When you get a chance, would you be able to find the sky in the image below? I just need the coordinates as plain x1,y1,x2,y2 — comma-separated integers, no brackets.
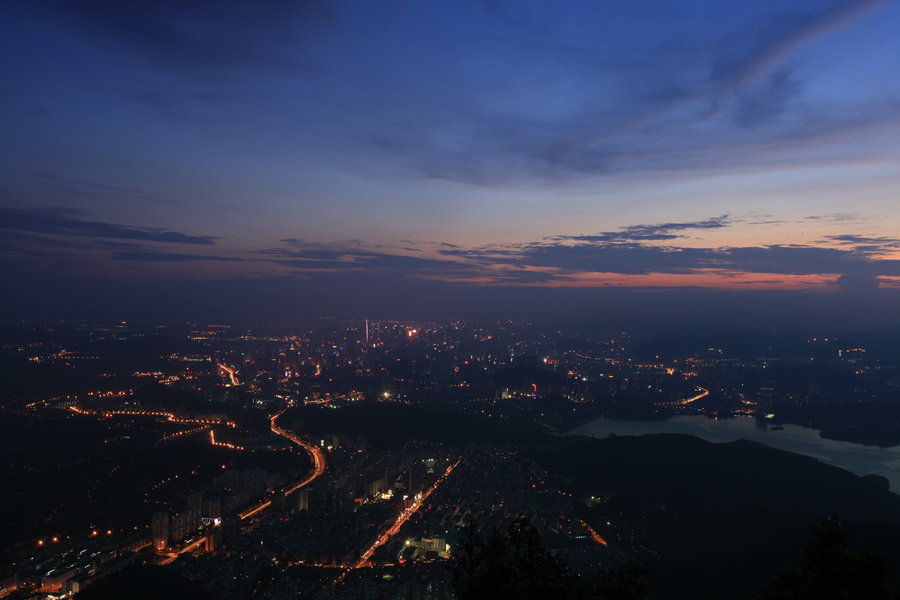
2,0,900,327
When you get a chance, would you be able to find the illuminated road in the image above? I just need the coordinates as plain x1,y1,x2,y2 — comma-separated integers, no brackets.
238,499,272,520
653,386,710,408
269,409,326,496
68,406,235,427
68,404,317,520
158,536,207,565
217,363,240,386
69,406,239,452
158,424,210,444
680,386,710,406
209,428,246,451
335,458,461,584
239,410,326,520
67,405,323,535
580,520,608,547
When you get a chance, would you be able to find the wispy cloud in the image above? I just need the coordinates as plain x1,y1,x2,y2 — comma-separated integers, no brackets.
805,213,864,222
550,216,730,243
111,251,243,262
11,0,896,188
19,0,334,78
0,207,216,245
35,173,166,204
824,234,900,254
259,241,479,275
709,0,886,93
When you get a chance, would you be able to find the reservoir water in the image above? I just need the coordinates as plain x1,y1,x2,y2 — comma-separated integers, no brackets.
571,415,900,492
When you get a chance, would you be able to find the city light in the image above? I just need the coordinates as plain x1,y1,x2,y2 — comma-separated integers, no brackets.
335,458,461,584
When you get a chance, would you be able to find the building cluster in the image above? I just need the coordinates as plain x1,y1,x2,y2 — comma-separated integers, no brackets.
1,537,147,599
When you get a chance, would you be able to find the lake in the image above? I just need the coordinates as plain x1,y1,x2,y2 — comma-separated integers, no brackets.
571,415,900,492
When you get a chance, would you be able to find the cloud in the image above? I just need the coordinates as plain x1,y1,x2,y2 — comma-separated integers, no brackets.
35,173,166,204
430,215,900,288
805,213,862,222
18,0,334,78
713,245,887,276
514,241,900,279
12,0,896,187
8,208,898,293
835,273,881,293
110,252,243,262
732,70,799,127
551,216,730,243
708,0,886,93
0,207,217,245
260,242,479,275
0,230,81,259
255,218,900,294
363,78,900,186
257,240,566,285
825,234,900,251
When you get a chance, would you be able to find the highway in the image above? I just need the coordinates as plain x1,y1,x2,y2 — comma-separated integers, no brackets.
269,409,327,496
238,410,326,520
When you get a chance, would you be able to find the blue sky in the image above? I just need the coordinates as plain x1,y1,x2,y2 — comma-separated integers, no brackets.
2,0,900,323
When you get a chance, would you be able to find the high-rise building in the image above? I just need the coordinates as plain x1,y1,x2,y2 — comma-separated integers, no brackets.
151,512,169,551
170,510,199,543
202,497,222,520
295,490,309,512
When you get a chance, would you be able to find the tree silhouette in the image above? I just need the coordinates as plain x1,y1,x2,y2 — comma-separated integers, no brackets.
761,515,897,600
450,516,648,600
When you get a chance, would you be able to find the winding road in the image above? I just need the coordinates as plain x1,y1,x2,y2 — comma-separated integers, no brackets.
239,409,327,520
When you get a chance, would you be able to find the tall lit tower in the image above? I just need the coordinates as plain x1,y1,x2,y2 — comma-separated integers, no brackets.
365,319,369,346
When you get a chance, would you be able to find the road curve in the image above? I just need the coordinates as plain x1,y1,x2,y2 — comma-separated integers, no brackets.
239,409,326,520
270,409,327,495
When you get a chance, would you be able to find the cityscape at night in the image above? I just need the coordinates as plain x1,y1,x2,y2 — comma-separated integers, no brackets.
3,1,900,599
2,318,900,598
